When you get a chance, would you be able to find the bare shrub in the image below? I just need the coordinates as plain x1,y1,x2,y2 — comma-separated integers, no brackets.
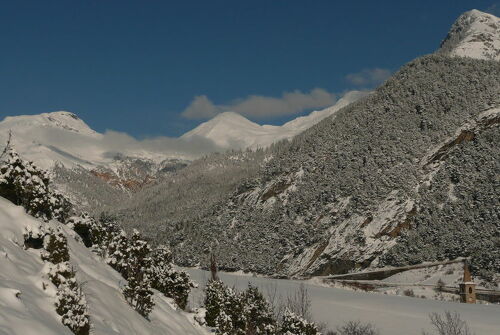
422,311,474,335
265,282,284,322
403,288,415,297
286,283,312,321
336,320,380,335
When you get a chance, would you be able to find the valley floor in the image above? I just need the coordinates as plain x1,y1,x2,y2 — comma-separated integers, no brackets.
186,268,500,335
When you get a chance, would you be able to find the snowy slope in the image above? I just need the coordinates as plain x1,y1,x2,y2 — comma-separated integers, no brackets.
0,111,106,170
181,91,367,149
0,197,208,335
439,9,500,61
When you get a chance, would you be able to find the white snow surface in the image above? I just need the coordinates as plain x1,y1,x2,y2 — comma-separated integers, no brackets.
0,197,208,335
181,91,368,149
186,269,500,335
441,9,500,61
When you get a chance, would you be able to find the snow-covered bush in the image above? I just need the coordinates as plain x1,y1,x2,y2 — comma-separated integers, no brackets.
0,147,71,222
23,224,47,249
204,280,229,327
205,281,281,334
150,245,194,310
55,278,90,335
216,288,246,335
36,225,90,335
48,261,75,288
243,284,276,334
280,308,320,335
122,272,154,318
42,228,70,264
121,230,155,318
67,213,97,247
105,230,129,276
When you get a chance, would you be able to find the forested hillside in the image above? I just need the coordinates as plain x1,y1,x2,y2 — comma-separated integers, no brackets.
113,147,287,239
164,55,499,279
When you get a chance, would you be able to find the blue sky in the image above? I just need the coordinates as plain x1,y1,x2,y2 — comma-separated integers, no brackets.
0,0,498,137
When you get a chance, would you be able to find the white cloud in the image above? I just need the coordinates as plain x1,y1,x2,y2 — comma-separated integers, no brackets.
345,68,392,87
181,88,337,120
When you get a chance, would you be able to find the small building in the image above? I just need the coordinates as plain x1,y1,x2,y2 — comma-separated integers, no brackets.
459,261,476,304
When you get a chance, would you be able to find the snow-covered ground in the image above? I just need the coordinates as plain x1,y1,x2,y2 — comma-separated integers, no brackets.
0,197,208,335
186,268,500,335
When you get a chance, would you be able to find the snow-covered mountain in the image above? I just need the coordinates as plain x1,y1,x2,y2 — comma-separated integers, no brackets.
439,9,500,60
181,91,368,149
0,111,104,170
0,111,174,171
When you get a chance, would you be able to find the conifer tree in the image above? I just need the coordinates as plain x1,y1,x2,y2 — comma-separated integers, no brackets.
0,147,71,222
42,228,70,264
150,245,194,310
204,280,228,327
55,277,90,335
280,309,320,335
106,230,129,276
121,229,155,318
244,284,276,334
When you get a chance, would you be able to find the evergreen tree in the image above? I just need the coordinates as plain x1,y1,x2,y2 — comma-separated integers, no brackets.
121,229,155,318
42,228,70,264
105,230,129,276
219,288,246,335
205,280,246,333
244,284,276,334
55,277,90,335
204,280,229,327
0,147,71,222
150,245,194,310
280,309,320,335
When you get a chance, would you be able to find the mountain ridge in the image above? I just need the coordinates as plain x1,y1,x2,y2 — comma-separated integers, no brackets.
439,9,500,60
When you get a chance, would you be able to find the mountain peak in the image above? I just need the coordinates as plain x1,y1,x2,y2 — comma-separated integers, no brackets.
212,111,248,121
439,9,500,60
43,110,80,120
2,110,98,138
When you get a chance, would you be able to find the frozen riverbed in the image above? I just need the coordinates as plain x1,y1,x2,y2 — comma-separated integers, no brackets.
186,268,500,335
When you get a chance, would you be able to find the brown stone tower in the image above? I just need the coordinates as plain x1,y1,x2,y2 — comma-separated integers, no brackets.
459,261,476,303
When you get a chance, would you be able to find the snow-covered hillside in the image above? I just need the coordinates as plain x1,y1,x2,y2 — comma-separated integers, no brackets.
181,91,368,149
0,196,207,335
439,9,500,61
